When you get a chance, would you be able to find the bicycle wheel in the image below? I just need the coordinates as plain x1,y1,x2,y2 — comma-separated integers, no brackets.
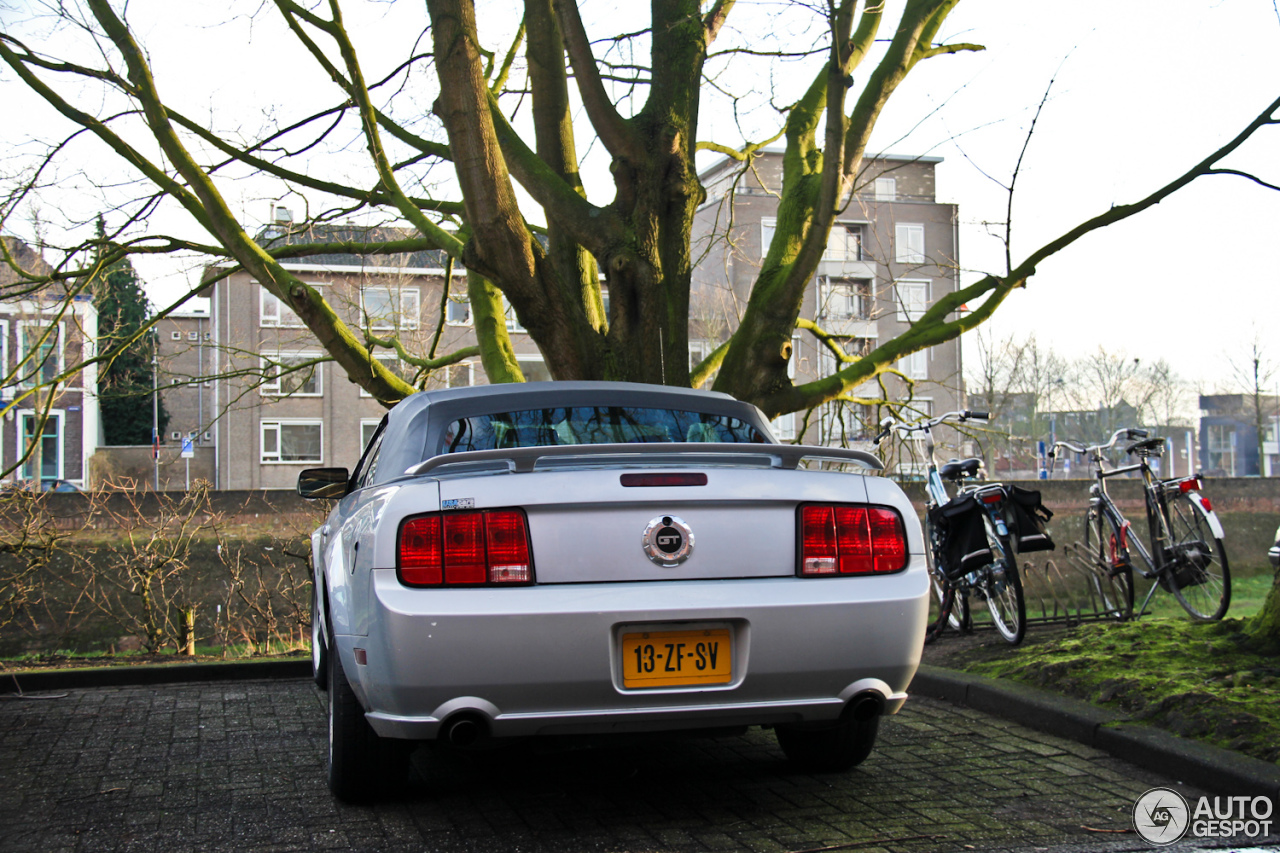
980,518,1025,645
924,516,960,644
1083,510,1134,620
1163,493,1230,621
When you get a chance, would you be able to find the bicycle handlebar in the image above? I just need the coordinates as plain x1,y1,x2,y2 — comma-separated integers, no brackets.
1050,427,1152,459
872,410,990,445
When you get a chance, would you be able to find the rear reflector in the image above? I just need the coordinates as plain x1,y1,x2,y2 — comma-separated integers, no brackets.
620,473,708,487
398,509,533,587
1178,477,1202,494
799,505,908,576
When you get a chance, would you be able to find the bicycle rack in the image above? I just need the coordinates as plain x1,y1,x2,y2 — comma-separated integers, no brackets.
958,541,1131,633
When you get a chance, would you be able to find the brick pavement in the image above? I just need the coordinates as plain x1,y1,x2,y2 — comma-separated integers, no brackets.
0,678,1258,853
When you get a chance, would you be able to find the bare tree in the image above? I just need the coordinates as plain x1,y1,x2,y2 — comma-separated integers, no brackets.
1,1,1278,421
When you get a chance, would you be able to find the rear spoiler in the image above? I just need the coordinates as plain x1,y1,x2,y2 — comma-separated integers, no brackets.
403,442,882,477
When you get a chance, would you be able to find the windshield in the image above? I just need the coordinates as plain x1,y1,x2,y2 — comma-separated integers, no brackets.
441,406,766,453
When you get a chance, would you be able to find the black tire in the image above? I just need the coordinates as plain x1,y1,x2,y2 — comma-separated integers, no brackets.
980,519,1025,645
923,517,965,644
1083,511,1134,620
1164,493,1231,621
776,714,880,772
311,579,328,690
327,635,411,802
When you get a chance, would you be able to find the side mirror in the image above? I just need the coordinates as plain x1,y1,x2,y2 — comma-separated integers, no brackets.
297,468,350,500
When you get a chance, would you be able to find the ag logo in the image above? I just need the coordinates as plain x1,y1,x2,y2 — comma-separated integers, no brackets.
642,515,694,567
1133,787,1190,845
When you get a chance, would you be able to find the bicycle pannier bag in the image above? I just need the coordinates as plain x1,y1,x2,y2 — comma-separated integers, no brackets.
1005,485,1055,553
928,493,991,580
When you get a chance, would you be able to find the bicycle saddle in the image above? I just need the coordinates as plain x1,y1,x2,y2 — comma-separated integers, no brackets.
1126,437,1165,456
939,457,983,481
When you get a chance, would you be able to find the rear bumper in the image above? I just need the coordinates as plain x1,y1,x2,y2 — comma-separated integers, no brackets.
340,562,929,740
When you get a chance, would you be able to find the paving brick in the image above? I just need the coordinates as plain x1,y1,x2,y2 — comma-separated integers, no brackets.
3,682,1278,853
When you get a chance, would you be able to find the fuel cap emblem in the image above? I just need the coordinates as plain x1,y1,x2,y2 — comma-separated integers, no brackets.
642,515,694,567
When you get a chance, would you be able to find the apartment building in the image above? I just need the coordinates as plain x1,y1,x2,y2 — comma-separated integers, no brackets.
0,236,101,488
691,150,964,450
199,220,539,489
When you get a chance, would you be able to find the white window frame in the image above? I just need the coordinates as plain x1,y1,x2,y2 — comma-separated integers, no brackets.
895,223,925,264
445,292,472,326
362,286,421,331
760,217,777,259
823,223,863,261
259,281,325,328
260,352,323,397
904,399,934,439
898,348,928,380
260,419,324,464
16,320,64,388
820,277,864,321
516,354,552,382
359,354,410,397
895,279,929,322
18,408,65,481
445,361,475,388
360,418,382,452
771,412,797,441
874,177,897,201
788,334,801,379
503,295,527,333
0,319,9,396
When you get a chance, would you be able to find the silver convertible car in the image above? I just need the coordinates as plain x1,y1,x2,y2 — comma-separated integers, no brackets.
299,382,929,801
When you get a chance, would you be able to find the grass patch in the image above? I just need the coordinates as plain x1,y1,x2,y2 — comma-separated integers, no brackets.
951,617,1280,765
0,640,309,673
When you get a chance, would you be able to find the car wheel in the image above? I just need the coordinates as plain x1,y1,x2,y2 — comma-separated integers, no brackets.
311,580,328,690
327,635,411,802
775,714,880,772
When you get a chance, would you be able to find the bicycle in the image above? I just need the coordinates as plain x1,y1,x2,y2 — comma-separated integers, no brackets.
1049,428,1230,622
875,411,1027,645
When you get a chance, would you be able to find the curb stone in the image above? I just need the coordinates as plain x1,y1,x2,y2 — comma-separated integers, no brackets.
911,663,1280,801
0,658,310,693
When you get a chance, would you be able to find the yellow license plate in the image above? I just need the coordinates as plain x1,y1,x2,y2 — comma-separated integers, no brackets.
621,628,732,688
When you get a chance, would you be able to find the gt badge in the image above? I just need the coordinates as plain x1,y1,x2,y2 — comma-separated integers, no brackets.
642,515,694,567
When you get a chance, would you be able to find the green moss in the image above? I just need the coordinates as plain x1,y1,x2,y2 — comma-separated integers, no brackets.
960,618,1280,764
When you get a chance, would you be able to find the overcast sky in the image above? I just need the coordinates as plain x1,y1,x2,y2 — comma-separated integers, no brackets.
2,0,1277,395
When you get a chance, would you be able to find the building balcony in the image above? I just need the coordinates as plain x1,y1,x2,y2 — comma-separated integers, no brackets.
817,258,877,279
818,316,877,339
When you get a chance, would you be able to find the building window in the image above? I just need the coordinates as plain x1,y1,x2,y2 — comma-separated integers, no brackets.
898,348,928,380
446,293,471,326
260,420,323,464
874,178,896,201
363,286,421,331
895,280,929,322
360,418,382,451
761,217,776,259
261,353,323,397
170,331,182,341
1206,424,1236,475
502,295,527,333
516,355,552,382
19,410,64,482
824,224,863,261
894,223,925,264
359,355,413,397
259,281,323,328
821,278,868,320
17,321,63,387
771,412,796,441
446,362,474,388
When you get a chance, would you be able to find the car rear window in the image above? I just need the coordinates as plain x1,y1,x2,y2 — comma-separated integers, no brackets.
441,406,766,453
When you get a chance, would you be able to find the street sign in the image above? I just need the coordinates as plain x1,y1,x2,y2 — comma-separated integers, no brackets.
181,437,195,458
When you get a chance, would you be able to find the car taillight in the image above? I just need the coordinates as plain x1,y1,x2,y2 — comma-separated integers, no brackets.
799,505,908,576
398,509,533,587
